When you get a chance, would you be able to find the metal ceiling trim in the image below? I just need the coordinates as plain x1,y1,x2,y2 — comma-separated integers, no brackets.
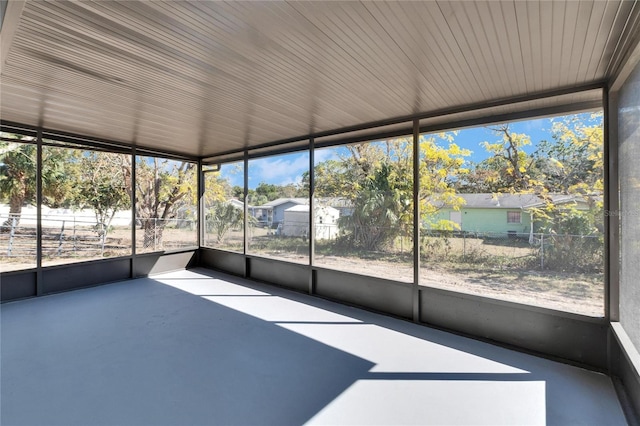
606,0,640,86
610,7,640,92
418,100,603,135
0,119,200,162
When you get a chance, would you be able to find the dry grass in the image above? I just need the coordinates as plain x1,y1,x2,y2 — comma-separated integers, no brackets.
1,228,604,317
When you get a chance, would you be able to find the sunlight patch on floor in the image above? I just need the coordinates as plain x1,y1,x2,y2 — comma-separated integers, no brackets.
306,380,546,426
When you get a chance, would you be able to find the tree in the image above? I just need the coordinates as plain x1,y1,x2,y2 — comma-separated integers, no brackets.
301,159,354,198
0,141,36,229
206,201,244,244
204,171,231,206
254,181,305,202
533,113,603,195
338,161,412,251
74,152,130,237
471,124,544,193
418,132,471,230
323,140,413,251
0,138,77,230
125,156,196,249
312,135,470,251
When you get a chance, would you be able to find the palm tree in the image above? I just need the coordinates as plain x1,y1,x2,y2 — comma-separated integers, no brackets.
206,201,245,244
0,138,77,231
0,142,36,230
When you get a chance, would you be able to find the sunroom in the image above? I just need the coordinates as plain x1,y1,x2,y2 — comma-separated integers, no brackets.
1,1,639,424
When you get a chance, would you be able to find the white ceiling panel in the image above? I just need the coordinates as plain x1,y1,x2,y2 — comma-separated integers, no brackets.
1,0,638,157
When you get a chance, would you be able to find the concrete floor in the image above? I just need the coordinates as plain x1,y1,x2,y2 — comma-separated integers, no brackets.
1,268,627,426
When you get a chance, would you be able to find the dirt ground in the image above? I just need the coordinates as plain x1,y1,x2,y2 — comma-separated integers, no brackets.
312,254,604,317
1,226,603,317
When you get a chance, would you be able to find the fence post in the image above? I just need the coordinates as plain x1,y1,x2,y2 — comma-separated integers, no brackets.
540,233,544,270
57,220,66,256
154,218,158,251
7,216,17,256
73,216,77,256
463,232,466,260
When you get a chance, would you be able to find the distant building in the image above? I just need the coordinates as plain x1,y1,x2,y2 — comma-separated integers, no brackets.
427,193,593,237
251,198,308,228
283,205,340,240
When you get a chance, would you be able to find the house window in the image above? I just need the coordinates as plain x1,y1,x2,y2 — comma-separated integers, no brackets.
507,211,521,223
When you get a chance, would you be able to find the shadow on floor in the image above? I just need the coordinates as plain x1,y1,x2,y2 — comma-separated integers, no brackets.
1,267,627,425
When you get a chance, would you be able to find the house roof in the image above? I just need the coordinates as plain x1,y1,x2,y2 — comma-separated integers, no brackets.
227,199,247,209
256,198,308,209
452,193,590,209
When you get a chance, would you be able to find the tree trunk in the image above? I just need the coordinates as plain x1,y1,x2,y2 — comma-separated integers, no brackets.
142,219,165,250
1,191,25,231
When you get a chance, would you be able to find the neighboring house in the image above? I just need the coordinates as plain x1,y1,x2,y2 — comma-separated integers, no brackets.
316,197,354,217
251,198,307,227
227,198,246,211
283,205,340,240
427,193,591,237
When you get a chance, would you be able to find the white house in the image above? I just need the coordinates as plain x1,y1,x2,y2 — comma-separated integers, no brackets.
252,198,307,227
283,205,340,240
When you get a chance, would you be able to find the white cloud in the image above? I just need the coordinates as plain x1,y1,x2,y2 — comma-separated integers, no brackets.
249,153,309,186
314,148,340,163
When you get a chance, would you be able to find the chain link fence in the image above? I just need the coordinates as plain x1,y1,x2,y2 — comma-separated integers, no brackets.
420,230,603,273
1,213,197,269
1,213,111,259
135,217,197,252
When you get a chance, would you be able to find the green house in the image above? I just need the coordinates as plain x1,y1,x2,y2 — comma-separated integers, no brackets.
427,193,590,236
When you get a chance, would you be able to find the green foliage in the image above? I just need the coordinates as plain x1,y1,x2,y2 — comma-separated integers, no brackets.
253,181,305,203
206,201,244,243
309,135,472,251
534,112,604,195
538,206,603,273
459,124,545,194
0,138,79,228
204,171,232,206
76,151,130,234
339,161,412,250
129,157,197,249
0,141,37,219
419,132,470,228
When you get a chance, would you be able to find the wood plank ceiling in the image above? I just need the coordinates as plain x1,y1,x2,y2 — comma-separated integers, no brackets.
1,1,638,157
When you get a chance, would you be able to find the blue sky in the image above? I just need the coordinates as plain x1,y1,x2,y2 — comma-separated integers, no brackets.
220,112,600,189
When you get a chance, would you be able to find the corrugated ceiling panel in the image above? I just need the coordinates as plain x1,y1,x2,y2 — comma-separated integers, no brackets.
1,1,637,158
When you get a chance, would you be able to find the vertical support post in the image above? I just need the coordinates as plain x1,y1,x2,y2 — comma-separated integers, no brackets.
131,148,137,277
412,119,421,322
73,216,77,255
309,138,315,295
36,128,43,295
243,151,249,278
604,87,618,321
197,159,204,252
